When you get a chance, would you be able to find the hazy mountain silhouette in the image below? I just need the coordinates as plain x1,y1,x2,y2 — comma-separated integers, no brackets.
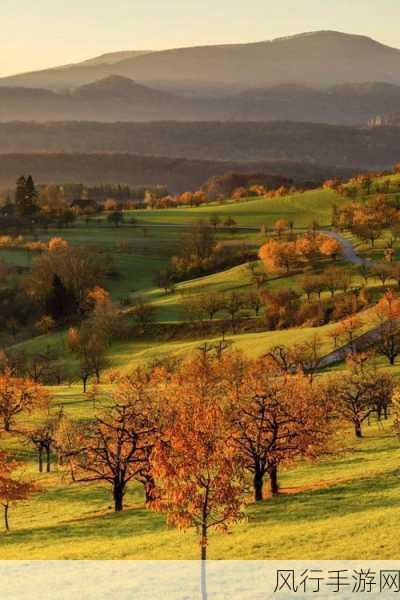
2,31,400,92
2,76,400,124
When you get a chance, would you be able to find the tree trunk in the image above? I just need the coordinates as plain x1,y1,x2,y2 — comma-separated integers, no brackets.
200,525,208,600
268,464,279,495
113,481,124,512
38,447,43,473
4,418,10,433
144,477,157,504
82,375,88,393
253,471,264,502
46,447,51,473
4,504,9,531
354,419,363,438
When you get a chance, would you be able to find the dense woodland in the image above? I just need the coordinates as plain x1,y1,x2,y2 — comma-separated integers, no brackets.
1,120,400,169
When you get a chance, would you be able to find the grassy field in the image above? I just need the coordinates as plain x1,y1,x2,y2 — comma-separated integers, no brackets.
1,419,398,560
127,188,341,229
2,178,400,559
0,224,179,300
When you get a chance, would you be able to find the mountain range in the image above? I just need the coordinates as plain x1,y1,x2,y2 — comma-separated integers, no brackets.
3,31,400,92
1,76,400,125
1,32,400,124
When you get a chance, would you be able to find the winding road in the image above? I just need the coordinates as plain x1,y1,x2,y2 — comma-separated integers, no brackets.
320,230,372,267
315,231,385,368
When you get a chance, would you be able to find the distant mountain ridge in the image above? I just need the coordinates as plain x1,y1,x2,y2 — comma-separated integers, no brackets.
2,31,400,92
1,76,400,124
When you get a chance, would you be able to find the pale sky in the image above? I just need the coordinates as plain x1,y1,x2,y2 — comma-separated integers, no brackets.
2,0,400,77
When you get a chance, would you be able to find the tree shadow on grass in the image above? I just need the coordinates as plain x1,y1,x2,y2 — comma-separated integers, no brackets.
0,499,166,553
249,466,400,527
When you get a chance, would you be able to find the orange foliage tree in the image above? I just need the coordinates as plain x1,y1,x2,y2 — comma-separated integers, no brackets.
0,451,36,530
336,315,364,350
227,355,331,500
0,370,48,432
375,290,400,364
259,239,298,273
151,356,246,561
274,218,288,239
318,236,342,260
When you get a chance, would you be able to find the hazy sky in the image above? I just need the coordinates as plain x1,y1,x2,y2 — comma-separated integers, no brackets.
2,0,400,76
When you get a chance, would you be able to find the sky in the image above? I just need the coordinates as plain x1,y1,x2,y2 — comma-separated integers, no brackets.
2,0,400,76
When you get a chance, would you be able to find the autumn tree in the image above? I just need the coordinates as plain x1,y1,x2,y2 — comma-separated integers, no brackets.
322,266,343,297
151,356,246,562
4,346,61,384
0,370,48,432
71,372,158,511
327,356,394,437
274,219,288,239
245,290,263,316
375,290,400,365
262,289,301,330
300,274,325,301
336,315,364,350
199,292,224,321
26,415,60,472
319,236,342,261
229,357,331,500
259,239,298,274
67,324,109,392
354,224,382,248
371,262,392,289
52,415,83,475
181,221,215,261
222,291,244,333
86,286,120,340
27,243,113,317
290,335,324,382
0,452,35,531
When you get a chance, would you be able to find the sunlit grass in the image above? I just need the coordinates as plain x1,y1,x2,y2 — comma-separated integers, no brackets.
1,422,399,560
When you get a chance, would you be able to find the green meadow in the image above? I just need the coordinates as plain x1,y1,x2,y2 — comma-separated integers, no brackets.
2,179,400,559
0,419,398,560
